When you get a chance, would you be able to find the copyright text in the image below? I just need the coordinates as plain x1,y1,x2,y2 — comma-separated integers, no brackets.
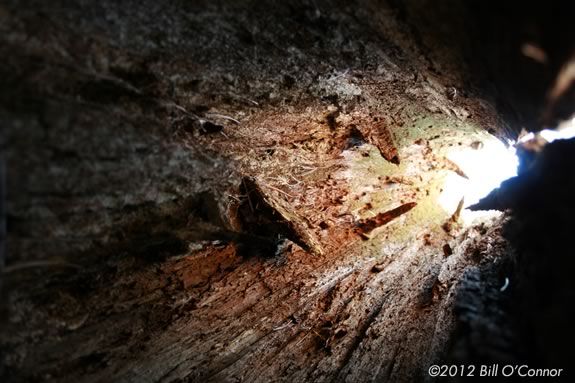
427,364,564,378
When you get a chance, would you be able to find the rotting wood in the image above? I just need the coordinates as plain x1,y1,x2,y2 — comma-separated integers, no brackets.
441,157,468,179
442,197,464,233
369,119,401,165
418,139,468,179
355,118,401,165
235,177,324,255
354,202,417,240
1,0,536,381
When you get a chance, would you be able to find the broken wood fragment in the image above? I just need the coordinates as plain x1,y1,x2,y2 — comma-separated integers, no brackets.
234,177,324,255
451,197,465,222
354,202,417,239
442,157,468,179
354,118,400,164
442,197,465,233
369,120,400,164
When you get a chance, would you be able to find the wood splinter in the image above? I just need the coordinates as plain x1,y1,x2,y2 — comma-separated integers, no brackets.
442,157,468,179
354,118,401,165
370,120,400,165
354,202,417,240
442,197,464,233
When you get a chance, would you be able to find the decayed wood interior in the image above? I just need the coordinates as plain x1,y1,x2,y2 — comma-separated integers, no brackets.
2,1,574,382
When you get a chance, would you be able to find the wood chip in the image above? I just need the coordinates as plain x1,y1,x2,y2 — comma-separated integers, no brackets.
355,202,417,239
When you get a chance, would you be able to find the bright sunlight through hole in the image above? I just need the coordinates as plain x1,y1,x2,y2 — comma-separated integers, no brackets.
438,117,575,225
438,135,518,223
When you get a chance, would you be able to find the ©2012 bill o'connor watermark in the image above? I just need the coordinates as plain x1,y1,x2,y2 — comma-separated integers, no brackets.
427,364,564,378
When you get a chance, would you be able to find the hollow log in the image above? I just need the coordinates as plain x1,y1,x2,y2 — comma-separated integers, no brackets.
2,1,573,382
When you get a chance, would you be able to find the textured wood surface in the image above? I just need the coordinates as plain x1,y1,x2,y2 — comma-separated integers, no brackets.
0,1,518,382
